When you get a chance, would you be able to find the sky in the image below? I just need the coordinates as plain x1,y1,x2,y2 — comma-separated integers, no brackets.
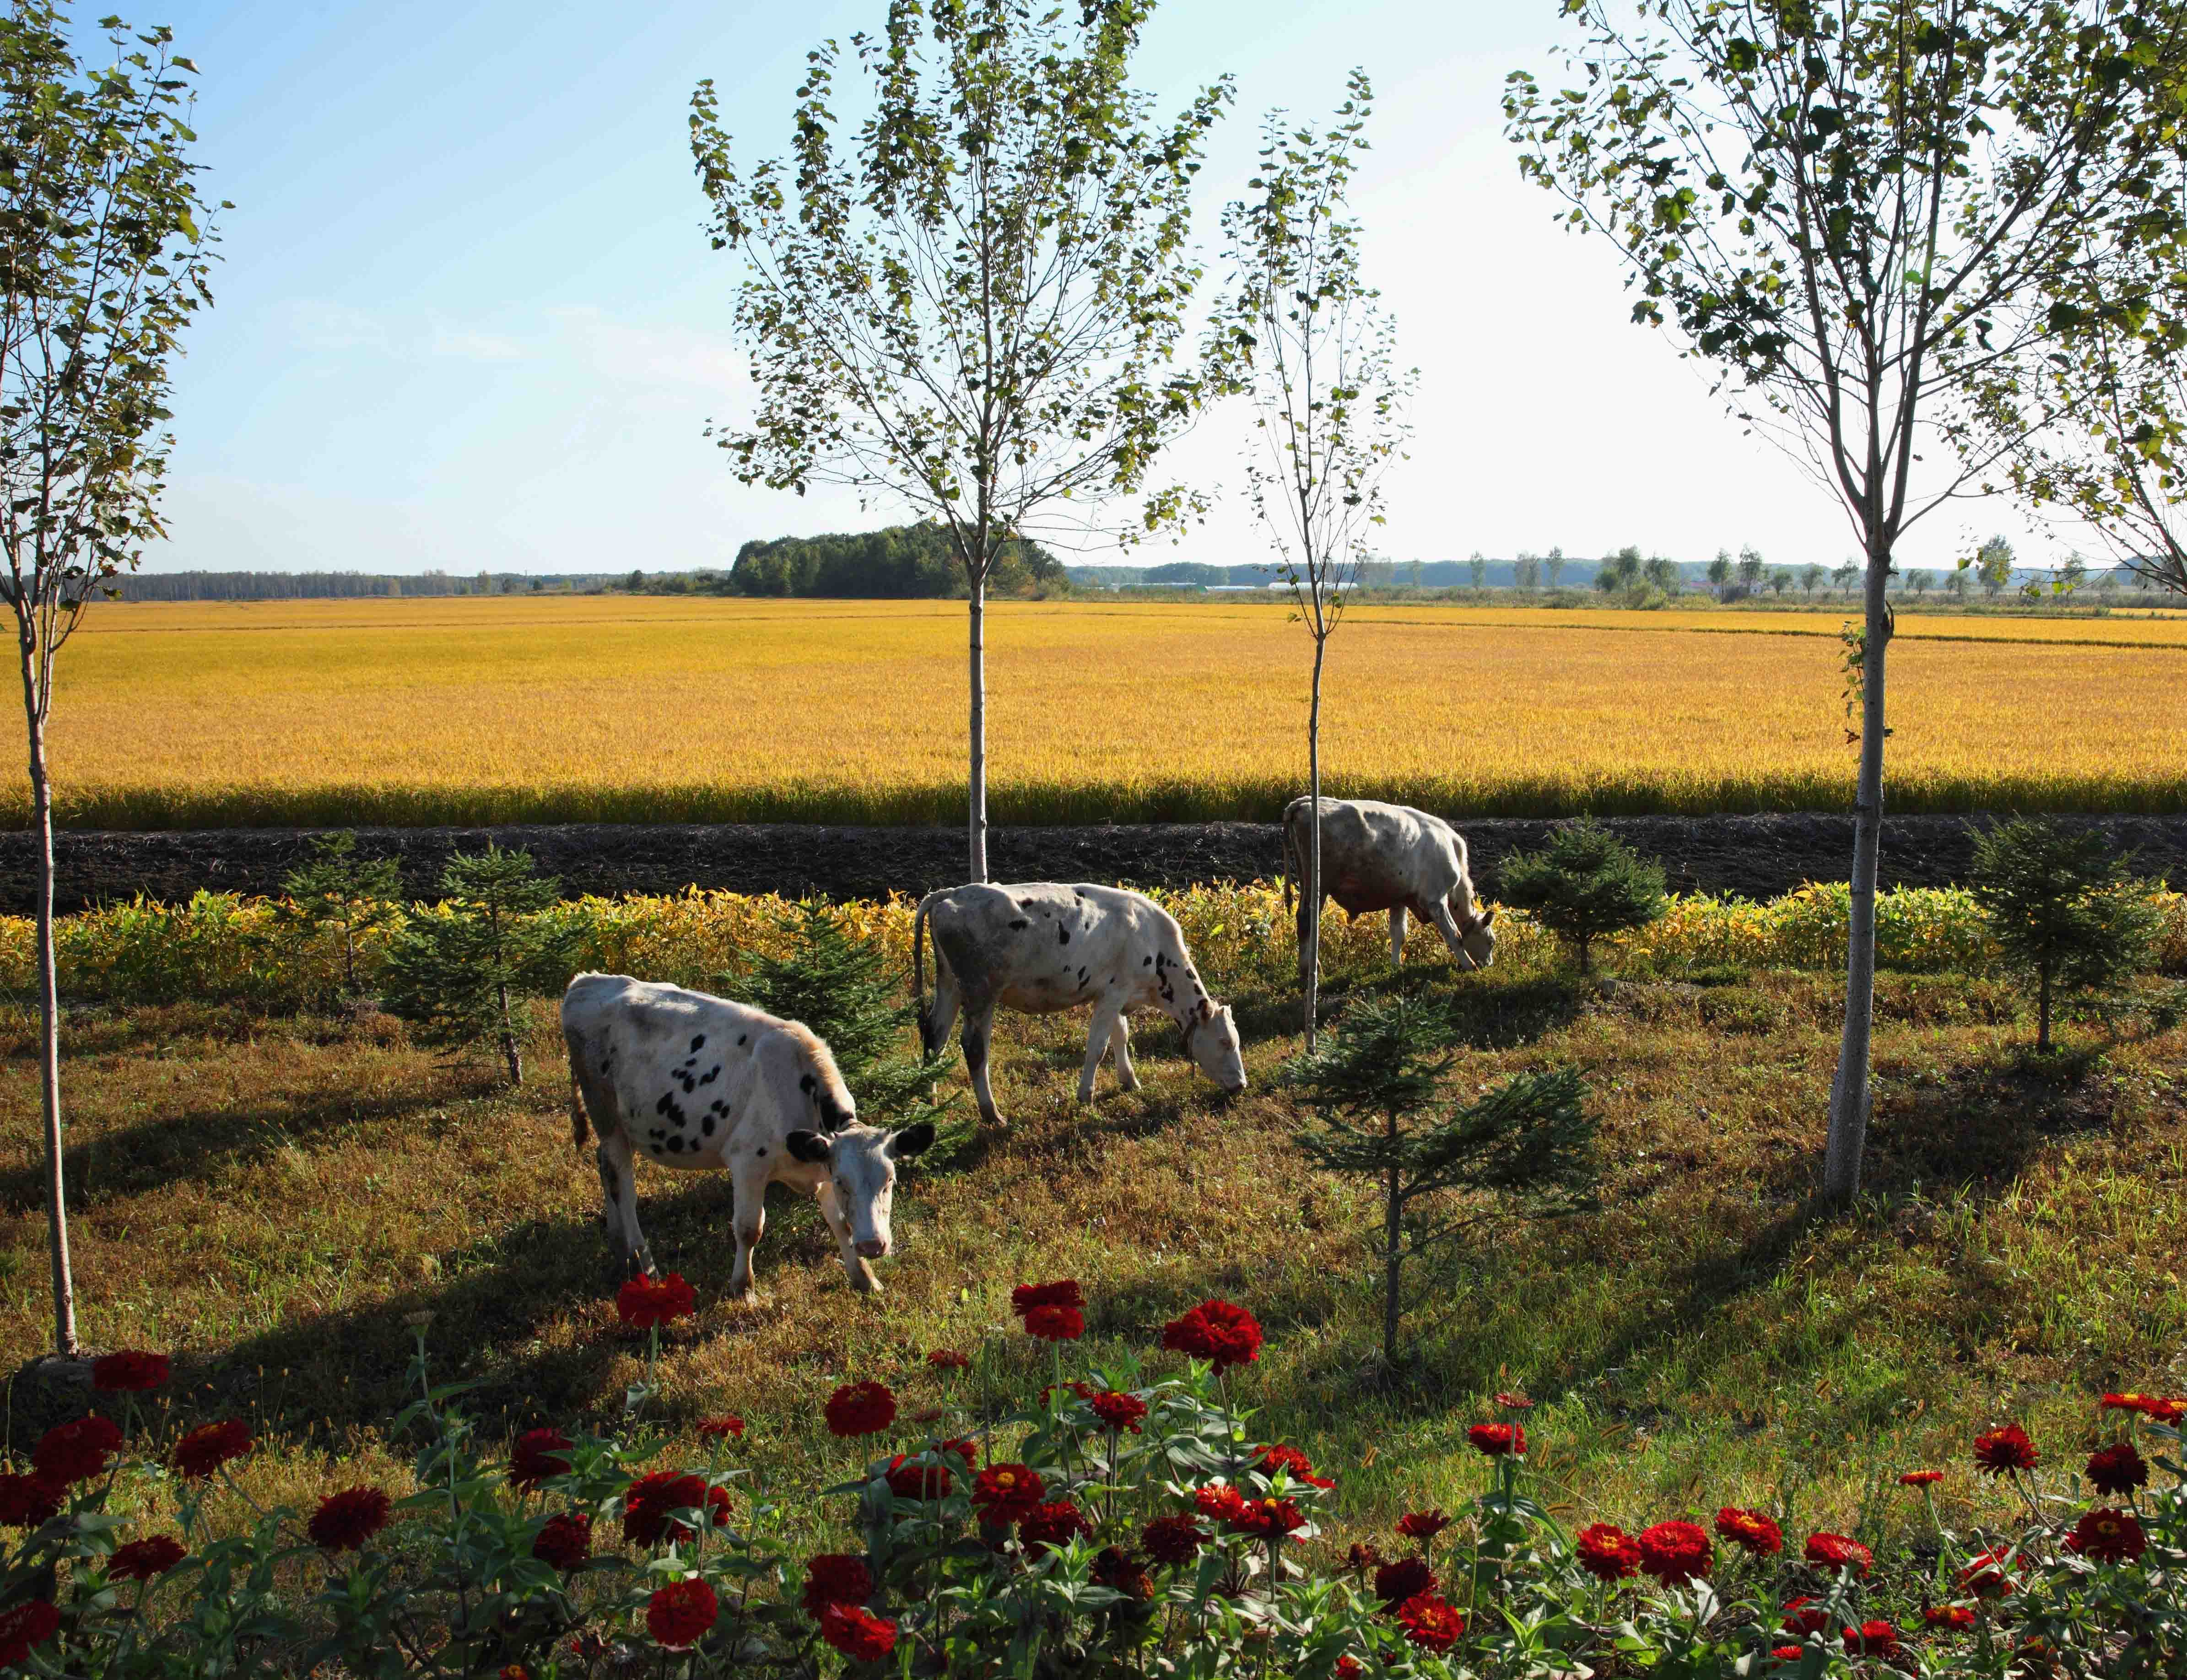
133,0,2070,578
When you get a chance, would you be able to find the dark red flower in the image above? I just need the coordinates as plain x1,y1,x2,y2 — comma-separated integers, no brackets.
645,1576,718,1649
1898,1469,1944,1487
884,1452,953,1499
2086,1442,2148,1496
1972,1423,2038,1475
1802,1532,1871,1577
1023,1303,1085,1342
1194,1483,1250,1524
936,1436,977,1468
34,1414,123,1484
1467,1422,1525,1457
1141,1513,1206,1566
1924,1605,1976,1630
801,1553,874,1615
109,1534,187,1580
1346,1540,1386,1575
0,1472,64,1528
1636,1520,1712,1586
1397,1509,1451,1546
824,1381,896,1439
531,1511,591,1572
1091,1545,1153,1600
2066,1507,2146,1564
1575,1522,1640,1581
696,1415,745,1442
1254,1443,1334,1488
1374,1556,1436,1606
308,1485,392,1552
970,1463,1045,1522
0,1600,60,1666
1040,1380,1097,1407
2100,1391,2182,1421
1394,1592,1466,1653
1161,1299,1264,1371
616,1272,697,1329
1335,1660,1365,1680
92,1350,170,1393
1090,1391,1148,1433
1020,1500,1094,1551
501,1669,529,1680
1771,1648,1808,1664
1494,1390,1535,1410
1842,1620,1903,1658
819,1602,897,1662
1011,1279,1085,1315
172,1419,253,1479
926,1347,971,1371
1715,1507,1783,1556
621,1471,732,1546
1960,1548,2016,1599
509,1428,572,1490
1226,1495,1307,1540
1782,1598,1828,1636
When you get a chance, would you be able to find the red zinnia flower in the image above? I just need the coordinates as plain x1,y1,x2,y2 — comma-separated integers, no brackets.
1227,1495,1307,1540
616,1272,697,1329
883,1452,953,1499
1347,1540,1386,1574
1194,1483,1250,1524
1397,1509,1451,1546
824,1381,896,1439
1039,1380,1096,1407
308,1485,392,1553
1959,1548,2016,1599
1141,1513,1206,1566
1770,1648,1808,1663
0,1600,60,1667
645,1576,718,1649
1575,1522,1641,1581
1636,1520,1712,1586
970,1463,1045,1522
0,1472,64,1528
509,1428,572,1490
531,1511,591,1572
1254,1443,1334,1488
1091,1545,1154,1600
92,1350,170,1393
1335,1660,1365,1680
696,1415,745,1442
1020,1500,1094,1551
1715,1507,1783,1556
109,1534,187,1580
800,1553,874,1615
34,1414,124,1485
1394,1592,1466,1653
2066,1507,2146,1564
935,1435,977,1468
2100,1391,2182,1421
1467,1422,1525,1457
173,1419,253,1479
1011,1279,1085,1315
1842,1620,1903,1658
1924,1605,1976,1630
1023,1302,1085,1342
1374,1556,1436,1606
1898,1469,1944,1487
2086,1442,2148,1496
1161,1299,1264,1371
1972,1422,2038,1475
819,1602,897,1662
1494,1390,1535,1410
1802,1532,1872,1577
926,1347,971,1371
1782,1598,1828,1636
621,1471,732,1546
1090,1391,1148,1433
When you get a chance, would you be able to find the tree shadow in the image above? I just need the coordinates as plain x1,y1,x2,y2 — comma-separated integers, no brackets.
1849,1048,2114,1202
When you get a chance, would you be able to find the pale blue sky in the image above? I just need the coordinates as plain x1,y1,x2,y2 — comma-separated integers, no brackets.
138,0,2057,577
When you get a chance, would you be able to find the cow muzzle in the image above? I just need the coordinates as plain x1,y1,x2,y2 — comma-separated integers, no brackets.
854,1237,889,1260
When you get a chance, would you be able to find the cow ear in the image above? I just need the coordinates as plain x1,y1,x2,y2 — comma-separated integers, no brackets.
784,1129,832,1164
887,1122,935,1160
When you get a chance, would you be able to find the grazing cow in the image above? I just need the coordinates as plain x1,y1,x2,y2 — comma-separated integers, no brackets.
913,882,1246,1129
1281,797,1498,979
561,972,932,1299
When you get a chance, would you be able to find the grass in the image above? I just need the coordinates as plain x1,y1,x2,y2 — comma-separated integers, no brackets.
3,921,2182,1568
31,595,2187,827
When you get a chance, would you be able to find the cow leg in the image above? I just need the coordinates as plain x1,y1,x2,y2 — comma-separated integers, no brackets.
1426,898,1477,973
962,999,1005,1129
816,1178,880,1296
1108,1010,1139,1092
595,1132,653,1279
1390,905,1409,967
1079,996,1125,1103
725,1166,768,1303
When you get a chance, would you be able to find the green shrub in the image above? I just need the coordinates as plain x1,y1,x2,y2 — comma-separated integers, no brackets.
1498,819,1669,973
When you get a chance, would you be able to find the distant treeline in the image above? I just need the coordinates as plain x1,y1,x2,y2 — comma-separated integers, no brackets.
718,524,1070,598
116,571,616,602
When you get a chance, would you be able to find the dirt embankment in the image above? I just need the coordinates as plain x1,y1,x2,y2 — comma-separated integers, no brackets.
9,812,2187,916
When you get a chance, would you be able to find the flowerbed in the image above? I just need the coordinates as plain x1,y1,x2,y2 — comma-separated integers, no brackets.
2,1279,2181,1677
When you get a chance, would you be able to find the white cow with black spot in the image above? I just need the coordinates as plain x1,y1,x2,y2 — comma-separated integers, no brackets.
1282,797,1499,980
560,972,932,1299
913,882,1246,1129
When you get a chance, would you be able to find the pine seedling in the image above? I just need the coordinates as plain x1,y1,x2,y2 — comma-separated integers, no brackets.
273,831,403,1001
1498,819,1668,973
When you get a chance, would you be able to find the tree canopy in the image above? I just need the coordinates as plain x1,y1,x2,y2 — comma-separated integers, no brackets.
729,524,1067,599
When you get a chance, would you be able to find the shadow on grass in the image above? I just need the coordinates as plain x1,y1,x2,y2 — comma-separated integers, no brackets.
1853,1046,2115,1200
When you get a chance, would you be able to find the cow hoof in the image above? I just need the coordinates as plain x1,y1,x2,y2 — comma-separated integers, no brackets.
850,1263,882,1296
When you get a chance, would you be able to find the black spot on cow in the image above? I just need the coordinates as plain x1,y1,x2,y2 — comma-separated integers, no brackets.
662,1099,688,1127
709,1100,727,1115
700,1065,719,1085
666,1136,684,1153
1143,955,1153,966
799,1073,816,1094
1009,918,1029,930
756,1145,767,1157
702,1116,716,1135
737,1033,748,1045
1058,924,1069,945
690,1034,706,1053
679,1074,697,1096
965,1025,988,1075
654,1092,675,1116
1073,888,1085,899
1076,967,1087,986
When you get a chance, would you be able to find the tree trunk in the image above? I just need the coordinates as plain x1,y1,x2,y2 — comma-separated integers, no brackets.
496,978,523,1085
1822,547,1891,1205
22,697,75,1356
968,578,988,884
1383,1121,1401,1366
1303,634,1325,1051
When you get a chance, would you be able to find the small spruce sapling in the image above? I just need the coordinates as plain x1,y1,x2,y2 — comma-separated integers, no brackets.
1498,820,1668,974
273,832,402,1001
1291,994,1597,1365
383,847,581,1084
1968,818,2158,1053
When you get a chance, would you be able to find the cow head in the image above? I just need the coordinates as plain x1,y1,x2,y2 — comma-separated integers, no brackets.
1182,1000,1247,1096
785,1122,936,1259
1453,902,1499,972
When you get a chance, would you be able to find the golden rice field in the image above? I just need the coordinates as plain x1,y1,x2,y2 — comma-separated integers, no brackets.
37,594,2187,827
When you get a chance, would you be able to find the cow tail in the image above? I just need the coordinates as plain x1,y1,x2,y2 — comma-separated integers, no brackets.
1280,805,1298,916
568,1065,591,1153
911,892,933,1037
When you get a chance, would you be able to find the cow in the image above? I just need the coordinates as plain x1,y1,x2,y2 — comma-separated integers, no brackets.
912,882,1246,1130
1281,797,1498,981
560,972,933,1300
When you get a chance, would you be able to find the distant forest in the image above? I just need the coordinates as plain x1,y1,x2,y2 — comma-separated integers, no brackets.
115,570,614,601
720,524,1070,598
